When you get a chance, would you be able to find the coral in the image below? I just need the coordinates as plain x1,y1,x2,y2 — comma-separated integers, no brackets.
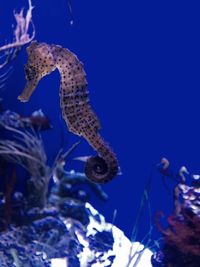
0,0,35,92
0,0,35,69
0,108,152,266
0,124,50,207
0,109,51,130
152,160,200,267
51,168,108,202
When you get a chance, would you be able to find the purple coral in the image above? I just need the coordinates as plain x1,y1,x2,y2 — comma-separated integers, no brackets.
153,161,200,267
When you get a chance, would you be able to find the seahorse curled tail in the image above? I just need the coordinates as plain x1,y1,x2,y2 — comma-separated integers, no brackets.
18,41,119,183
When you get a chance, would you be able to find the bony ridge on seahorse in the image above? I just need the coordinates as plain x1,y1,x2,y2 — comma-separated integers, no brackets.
18,41,119,184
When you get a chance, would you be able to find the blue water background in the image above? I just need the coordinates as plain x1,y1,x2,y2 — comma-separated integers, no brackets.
1,0,200,242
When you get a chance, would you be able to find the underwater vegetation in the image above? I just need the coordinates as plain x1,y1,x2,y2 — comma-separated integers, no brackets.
18,41,119,184
0,109,152,267
0,1,199,267
0,0,34,90
151,159,200,267
0,108,199,266
0,109,51,131
0,0,35,68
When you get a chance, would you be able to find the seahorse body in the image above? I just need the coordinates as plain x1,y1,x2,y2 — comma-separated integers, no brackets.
18,41,118,183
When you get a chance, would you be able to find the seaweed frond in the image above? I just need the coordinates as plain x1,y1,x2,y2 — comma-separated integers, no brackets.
0,0,35,69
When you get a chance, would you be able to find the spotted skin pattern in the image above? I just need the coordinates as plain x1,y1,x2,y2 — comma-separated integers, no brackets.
18,41,118,183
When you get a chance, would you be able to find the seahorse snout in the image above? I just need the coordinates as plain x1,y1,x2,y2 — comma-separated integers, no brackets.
18,41,56,103
26,41,56,76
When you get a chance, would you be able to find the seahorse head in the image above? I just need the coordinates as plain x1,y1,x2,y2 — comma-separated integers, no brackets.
26,41,55,75
18,41,56,102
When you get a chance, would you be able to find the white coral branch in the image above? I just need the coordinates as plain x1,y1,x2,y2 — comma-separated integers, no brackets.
0,0,35,68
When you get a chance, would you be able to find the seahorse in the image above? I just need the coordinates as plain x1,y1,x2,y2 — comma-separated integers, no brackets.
18,41,119,183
